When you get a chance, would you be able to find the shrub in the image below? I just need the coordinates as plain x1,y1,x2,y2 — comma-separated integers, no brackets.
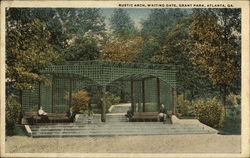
6,94,21,135
103,91,121,111
95,91,121,112
177,94,194,117
71,90,91,113
226,93,241,107
193,97,224,128
221,106,241,134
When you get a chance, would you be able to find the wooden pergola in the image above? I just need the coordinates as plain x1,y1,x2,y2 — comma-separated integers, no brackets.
22,60,178,122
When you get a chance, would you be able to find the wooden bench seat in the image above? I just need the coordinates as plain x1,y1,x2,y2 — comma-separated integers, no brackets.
23,112,71,124
131,112,159,122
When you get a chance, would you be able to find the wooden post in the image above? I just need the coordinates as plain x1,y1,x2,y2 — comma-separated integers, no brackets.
101,86,107,122
156,78,160,112
19,89,23,113
142,79,145,112
18,89,23,124
131,79,135,114
51,77,54,113
172,88,177,114
69,78,72,108
38,82,41,109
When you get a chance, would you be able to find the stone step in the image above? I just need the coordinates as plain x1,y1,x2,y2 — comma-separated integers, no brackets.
32,131,214,138
29,115,217,137
32,129,210,135
30,124,204,129
30,128,206,133
30,124,202,129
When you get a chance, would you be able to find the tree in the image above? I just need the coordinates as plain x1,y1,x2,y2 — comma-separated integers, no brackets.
62,34,101,61
189,10,241,106
6,19,59,90
152,17,215,99
101,35,143,62
55,8,106,61
6,8,107,60
110,8,136,37
139,9,188,62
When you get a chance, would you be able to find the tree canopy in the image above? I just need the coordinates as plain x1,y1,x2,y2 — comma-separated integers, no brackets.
6,19,59,90
110,8,136,37
5,8,241,100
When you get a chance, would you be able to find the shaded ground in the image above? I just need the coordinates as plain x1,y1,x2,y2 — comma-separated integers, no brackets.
5,134,240,153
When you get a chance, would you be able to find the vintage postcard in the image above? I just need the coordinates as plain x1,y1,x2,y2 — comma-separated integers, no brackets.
0,0,249,157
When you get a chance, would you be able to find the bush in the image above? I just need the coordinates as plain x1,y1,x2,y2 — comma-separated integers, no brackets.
220,106,241,134
6,94,21,135
103,91,121,111
177,94,194,117
226,93,241,107
193,97,224,128
71,90,91,113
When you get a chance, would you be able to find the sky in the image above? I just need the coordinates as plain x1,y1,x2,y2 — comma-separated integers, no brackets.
101,8,153,29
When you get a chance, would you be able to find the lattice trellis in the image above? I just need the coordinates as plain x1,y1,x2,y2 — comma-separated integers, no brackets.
41,60,177,87
22,60,177,113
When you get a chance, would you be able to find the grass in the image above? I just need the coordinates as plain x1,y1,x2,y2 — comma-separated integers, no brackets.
217,117,241,135
6,125,27,136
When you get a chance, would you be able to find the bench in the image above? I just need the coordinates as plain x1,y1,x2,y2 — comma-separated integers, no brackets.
23,112,72,124
131,112,159,122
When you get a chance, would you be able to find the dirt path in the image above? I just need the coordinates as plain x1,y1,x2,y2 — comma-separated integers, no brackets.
5,134,240,153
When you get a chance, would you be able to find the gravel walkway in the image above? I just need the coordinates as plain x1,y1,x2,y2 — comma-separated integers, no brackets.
5,134,240,153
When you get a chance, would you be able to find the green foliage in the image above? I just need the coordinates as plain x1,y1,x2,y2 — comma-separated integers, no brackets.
226,93,241,107
219,106,241,134
63,35,101,61
55,8,106,38
176,94,194,117
6,19,59,90
6,8,106,57
102,35,143,62
71,90,91,113
193,97,225,128
103,92,121,111
139,9,188,62
6,94,21,135
189,10,240,95
95,91,121,112
110,8,136,37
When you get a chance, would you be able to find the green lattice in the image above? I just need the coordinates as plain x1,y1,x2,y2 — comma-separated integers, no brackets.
22,60,177,114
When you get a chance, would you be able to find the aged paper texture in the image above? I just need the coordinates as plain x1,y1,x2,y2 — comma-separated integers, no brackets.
0,0,249,157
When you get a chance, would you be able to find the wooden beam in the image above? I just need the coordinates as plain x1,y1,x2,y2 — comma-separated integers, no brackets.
142,79,145,112
157,78,160,112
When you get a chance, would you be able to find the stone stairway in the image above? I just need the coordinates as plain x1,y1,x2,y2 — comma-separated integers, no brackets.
29,114,217,137
75,114,128,123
